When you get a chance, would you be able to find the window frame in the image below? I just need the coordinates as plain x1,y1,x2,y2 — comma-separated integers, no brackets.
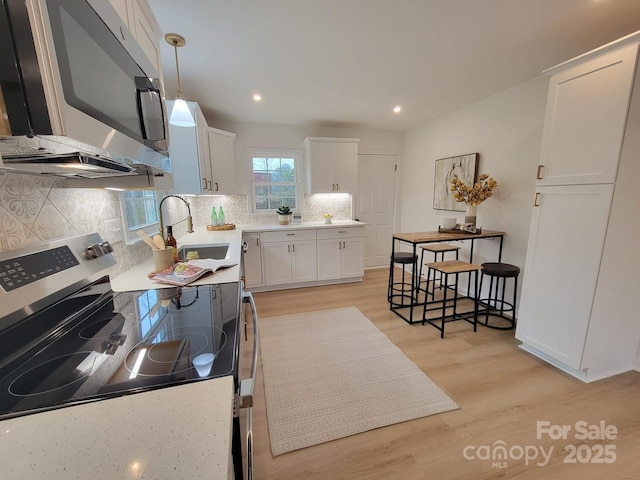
119,190,160,244
248,148,302,214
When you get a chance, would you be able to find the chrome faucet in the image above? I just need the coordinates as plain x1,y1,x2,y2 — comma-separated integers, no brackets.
158,194,194,237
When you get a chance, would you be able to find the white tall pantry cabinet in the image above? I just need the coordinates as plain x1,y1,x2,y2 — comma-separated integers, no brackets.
516,33,640,382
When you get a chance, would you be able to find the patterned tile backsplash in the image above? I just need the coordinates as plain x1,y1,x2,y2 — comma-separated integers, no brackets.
0,171,352,276
0,171,149,277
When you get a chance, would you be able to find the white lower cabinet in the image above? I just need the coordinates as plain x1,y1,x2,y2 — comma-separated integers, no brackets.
249,225,365,291
242,233,263,288
261,230,317,286
516,184,614,371
317,227,365,281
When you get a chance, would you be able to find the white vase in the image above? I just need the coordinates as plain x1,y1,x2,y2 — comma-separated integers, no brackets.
465,205,477,226
277,214,290,225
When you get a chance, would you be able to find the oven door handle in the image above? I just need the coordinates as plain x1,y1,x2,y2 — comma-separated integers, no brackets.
240,292,258,409
246,407,254,480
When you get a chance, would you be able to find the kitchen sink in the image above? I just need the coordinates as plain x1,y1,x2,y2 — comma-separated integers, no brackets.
177,243,229,261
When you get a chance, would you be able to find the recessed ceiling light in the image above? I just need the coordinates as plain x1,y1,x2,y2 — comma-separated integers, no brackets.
393,106,402,113
253,93,262,102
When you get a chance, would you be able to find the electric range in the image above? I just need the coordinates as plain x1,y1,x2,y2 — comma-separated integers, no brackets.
0,234,242,421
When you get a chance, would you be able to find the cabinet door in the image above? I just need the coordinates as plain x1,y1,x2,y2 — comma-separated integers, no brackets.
168,102,211,194
334,142,358,192
109,0,134,29
341,237,364,278
262,242,292,285
242,234,263,287
538,43,638,186
308,141,336,193
291,240,317,283
516,184,614,369
208,129,237,194
317,239,341,281
131,0,161,74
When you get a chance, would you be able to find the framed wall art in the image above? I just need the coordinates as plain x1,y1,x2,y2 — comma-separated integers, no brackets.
433,153,479,211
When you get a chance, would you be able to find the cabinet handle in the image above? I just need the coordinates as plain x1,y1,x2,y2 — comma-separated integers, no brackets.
202,178,207,190
286,233,295,236
336,183,338,191
207,180,212,190
256,238,260,246
214,182,219,191
342,241,346,249
338,241,342,250
292,244,295,253
287,244,290,253
536,165,544,180
338,230,346,233
533,192,540,207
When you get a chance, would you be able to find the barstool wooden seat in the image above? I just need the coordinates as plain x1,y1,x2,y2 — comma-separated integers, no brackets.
418,243,461,297
388,252,419,307
422,260,481,338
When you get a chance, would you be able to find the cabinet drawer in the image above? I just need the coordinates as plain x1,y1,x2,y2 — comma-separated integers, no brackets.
316,226,364,239
260,229,316,243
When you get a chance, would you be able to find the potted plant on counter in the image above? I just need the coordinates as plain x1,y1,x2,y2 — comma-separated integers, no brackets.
277,206,292,225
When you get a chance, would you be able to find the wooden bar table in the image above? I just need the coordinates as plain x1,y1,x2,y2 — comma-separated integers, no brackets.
390,229,505,324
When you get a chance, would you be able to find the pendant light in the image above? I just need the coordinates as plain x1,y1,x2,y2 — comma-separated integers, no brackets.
165,33,195,127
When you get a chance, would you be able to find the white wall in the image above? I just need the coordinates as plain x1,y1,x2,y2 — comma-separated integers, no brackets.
400,75,549,301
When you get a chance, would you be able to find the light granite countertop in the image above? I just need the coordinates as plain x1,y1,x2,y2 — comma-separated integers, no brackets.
0,377,235,480
111,221,365,292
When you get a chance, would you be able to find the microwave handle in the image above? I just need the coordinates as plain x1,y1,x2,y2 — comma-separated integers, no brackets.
135,76,165,142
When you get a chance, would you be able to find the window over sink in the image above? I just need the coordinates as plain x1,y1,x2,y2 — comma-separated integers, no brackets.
249,149,301,213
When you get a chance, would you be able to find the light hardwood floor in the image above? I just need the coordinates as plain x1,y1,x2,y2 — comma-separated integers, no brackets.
245,268,640,480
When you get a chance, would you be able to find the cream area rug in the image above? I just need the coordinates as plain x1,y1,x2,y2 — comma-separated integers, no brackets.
259,306,459,456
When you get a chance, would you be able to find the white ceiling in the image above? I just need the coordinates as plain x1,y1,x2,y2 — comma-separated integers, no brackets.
148,0,640,132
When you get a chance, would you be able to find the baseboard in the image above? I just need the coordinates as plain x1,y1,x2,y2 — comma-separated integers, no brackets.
245,276,362,293
519,343,633,383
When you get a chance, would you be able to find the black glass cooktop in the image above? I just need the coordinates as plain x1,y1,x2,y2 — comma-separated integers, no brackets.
0,279,241,420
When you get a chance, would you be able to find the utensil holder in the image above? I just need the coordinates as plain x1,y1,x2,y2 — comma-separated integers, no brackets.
153,248,174,272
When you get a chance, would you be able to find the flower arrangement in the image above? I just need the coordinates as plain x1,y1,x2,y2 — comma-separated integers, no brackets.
449,173,497,207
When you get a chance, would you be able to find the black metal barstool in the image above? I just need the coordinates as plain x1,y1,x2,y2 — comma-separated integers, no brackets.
388,252,419,307
422,260,481,338
418,243,461,298
478,262,520,330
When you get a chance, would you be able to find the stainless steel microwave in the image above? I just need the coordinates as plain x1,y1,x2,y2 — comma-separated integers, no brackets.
0,0,171,179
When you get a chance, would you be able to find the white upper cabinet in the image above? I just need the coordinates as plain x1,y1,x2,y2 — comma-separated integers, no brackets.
536,43,638,186
109,0,162,74
207,128,237,194
167,101,212,195
304,137,359,193
166,103,237,195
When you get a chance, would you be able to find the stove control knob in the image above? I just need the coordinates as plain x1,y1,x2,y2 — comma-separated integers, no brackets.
84,241,114,259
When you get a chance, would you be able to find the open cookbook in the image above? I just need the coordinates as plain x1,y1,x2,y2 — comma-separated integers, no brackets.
151,258,238,286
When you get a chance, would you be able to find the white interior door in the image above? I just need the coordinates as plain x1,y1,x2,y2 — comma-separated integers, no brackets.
355,154,397,268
